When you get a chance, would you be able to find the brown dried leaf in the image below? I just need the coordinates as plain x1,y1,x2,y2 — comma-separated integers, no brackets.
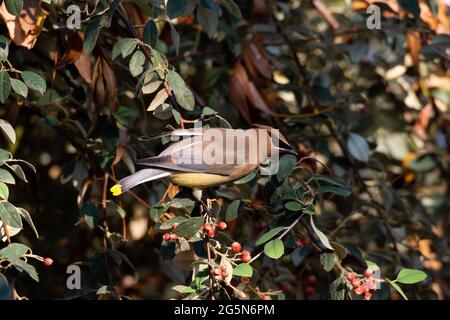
245,81,276,116
407,30,421,68
74,53,93,85
248,43,271,79
101,59,117,113
229,70,251,123
0,0,48,49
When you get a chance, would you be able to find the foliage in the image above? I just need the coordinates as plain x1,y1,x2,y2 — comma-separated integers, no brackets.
0,0,448,300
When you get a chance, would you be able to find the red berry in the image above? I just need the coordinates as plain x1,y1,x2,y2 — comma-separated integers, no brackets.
360,284,368,293
346,272,356,281
163,233,171,241
305,286,314,296
364,268,373,278
172,223,179,230
207,229,216,237
204,223,213,231
295,239,304,247
217,221,227,230
231,242,242,253
351,279,360,287
241,251,251,263
301,237,310,245
221,269,229,278
354,286,364,295
43,258,53,266
364,291,373,300
281,282,291,292
241,277,250,284
306,275,316,284
261,295,271,300
170,233,178,240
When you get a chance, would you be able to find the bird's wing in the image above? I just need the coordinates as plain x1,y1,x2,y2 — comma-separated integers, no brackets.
137,136,245,176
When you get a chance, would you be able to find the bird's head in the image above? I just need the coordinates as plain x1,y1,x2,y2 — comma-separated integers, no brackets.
253,124,299,158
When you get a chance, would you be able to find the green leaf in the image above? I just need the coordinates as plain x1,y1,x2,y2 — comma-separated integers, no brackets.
0,36,9,62
148,88,169,111
233,263,253,277
149,203,168,223
0,182,8,200
386,279,408,300
219,0,241,19
0,71,11,103
0,120,15,144
0,149,10,166
0,274,11,300
309,215,334,251
167,0,187,18
160,216,187,230
314,175,347,188
12,259,39,282
175,216,204,239
0,243,29,261
142,72,162,94
320,253,336,272
255,226,285,246
225,200,242,221
169,23,180,55
365,260,380,272
21,71,46,94
18,208,39,239
197,6,218,38
318,185,351,197
81,202,99,229
264,239,284,259
10,79,28,98
83,16,101,53
4,0,23,16
0,201,22,228
167,70,185,90
330,277,346,300
170,197,196,209
129,50,146,77
112,38,137,60
9,164,27,182
284,201,302,211
174,86,195,111
277,154,297,181
347,133,369,163
394,268,427,284
0,168,15,184
143,20,158,48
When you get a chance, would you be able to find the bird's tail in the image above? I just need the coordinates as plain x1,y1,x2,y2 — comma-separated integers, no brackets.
110,169,171,196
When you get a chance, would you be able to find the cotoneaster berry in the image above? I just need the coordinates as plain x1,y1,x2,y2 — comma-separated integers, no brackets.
281,283,291,292
217,221,227,230
346,272,356,281
170,233,178,240
231,242,241,253
242,277,250,284
207,229,216,237
261,295,271,300
306,275,316,284
305,286,314,296
364,268,373,278
241,251,251,263
203,223,213,231
43,258,53,266
163,233,171,241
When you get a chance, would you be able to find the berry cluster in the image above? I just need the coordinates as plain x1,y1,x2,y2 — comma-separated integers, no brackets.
199,221,227,238
212,265,229,281
346,269,377,300
230,241,251,263
304,274,316,297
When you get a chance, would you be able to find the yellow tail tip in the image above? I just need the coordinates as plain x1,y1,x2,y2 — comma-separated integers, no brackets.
110,184,122,196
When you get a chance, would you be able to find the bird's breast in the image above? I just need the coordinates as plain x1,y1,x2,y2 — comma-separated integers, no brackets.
170,173,234,189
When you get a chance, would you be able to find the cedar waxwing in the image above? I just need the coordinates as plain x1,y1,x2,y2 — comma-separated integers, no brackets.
110,127,297,200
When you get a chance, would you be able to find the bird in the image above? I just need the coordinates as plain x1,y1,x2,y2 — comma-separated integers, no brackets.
110,126,298,201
